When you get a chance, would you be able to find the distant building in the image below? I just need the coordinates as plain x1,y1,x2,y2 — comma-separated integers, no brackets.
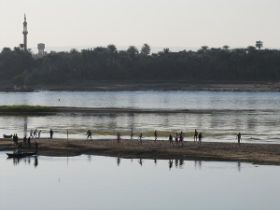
37,43,46,56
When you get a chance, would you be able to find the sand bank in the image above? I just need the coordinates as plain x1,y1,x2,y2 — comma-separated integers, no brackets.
1,138,280,165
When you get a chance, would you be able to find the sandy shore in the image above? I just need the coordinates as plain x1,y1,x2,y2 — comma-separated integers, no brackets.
1,138,280,165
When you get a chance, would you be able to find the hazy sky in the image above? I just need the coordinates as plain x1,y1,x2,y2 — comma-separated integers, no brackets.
1,0,280,51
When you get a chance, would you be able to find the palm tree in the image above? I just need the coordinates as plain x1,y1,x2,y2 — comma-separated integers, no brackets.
255,41,263,50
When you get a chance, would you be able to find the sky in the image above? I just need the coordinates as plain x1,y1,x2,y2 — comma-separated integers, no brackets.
0,0,280,51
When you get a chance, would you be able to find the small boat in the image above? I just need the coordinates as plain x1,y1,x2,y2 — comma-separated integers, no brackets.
6,151,37,159
3,134,13,138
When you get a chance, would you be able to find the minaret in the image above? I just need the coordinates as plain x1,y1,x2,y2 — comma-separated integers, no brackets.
23,14,28,51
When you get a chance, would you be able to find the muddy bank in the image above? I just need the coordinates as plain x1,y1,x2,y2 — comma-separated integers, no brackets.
3,82,280,92
1,138,280,165
0,105,276,116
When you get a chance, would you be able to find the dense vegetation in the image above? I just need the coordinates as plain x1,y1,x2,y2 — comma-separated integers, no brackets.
0,43,280,90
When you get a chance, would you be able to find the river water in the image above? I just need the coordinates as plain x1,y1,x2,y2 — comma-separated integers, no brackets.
0,153,279,210
1,91,280,210
0,90,280,143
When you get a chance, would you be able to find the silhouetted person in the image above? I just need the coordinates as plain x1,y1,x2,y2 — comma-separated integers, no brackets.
179,131,184,146
12,134,18,145
154,130,158,141
23,135,27,144
87,130,92,139
237,132,242,145
194,129,198,142
38,130,41,139
198,132,202,144
117,132,121,143
50,129,54,139
33,129,37,138
175,133,178,144
169,134,173,144
138,133,143,144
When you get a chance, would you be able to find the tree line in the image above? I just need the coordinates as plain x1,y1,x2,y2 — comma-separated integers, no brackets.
0,42,280,90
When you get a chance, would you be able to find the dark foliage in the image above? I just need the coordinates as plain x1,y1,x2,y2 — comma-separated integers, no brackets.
1,44,280,89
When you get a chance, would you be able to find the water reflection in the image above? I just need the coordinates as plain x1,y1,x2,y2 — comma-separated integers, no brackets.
1,153,279,210
4,153,245,174
112,156,187,170
138,158,143,166
237,161,241,172
116,157,121,166
9,156,39,168
169,158,185,170
194,160,202,169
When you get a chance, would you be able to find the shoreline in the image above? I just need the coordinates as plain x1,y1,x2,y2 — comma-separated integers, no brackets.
0,105,277,115
1,139,280,165
2,82,280,92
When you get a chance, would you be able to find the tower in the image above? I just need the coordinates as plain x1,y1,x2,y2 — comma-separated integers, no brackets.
23,14,28,51
37,43,46,56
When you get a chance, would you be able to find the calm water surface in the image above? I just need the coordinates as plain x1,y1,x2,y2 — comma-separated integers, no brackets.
0,91,280,143
0,153,279,210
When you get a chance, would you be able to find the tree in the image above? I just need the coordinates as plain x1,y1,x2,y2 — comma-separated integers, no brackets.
140,43,151,55
200,46,209,51
107,44,117,53
223,45,230,51
255,41,263,50
127,46,139,56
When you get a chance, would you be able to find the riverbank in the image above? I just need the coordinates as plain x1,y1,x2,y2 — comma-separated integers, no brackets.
2,82,280,92
0,105,276,115
1,139,280,165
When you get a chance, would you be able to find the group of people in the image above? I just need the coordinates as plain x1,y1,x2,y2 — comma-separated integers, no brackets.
12,133,32,147
117,129,242,145
193,129,203,143
168,131,185,145
29,129,42,139
10,128,242,145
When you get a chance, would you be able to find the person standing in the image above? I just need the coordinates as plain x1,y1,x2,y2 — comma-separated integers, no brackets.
175,133,178,144
198,132,202,144
138,133,143,144
117,132,121,143
237,132,242,145
87,130,92,140
154,130,158,141
50,129,54,139
169,134,173,144
179,131,184,146
194,129,198,142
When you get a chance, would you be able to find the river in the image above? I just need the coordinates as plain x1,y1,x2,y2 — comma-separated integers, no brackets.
0,153,279,210
0,90,280,143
